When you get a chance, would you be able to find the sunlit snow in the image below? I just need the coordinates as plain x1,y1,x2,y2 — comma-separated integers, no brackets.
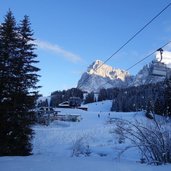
0,101,171,171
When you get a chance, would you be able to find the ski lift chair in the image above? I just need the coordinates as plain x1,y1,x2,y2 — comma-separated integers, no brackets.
150,48,167,77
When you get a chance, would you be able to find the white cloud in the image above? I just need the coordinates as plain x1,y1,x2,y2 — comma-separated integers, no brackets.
156,50,171,65
35,40,82,63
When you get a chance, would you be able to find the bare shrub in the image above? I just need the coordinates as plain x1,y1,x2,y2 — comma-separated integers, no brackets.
71,136,91,157
112,118,171,165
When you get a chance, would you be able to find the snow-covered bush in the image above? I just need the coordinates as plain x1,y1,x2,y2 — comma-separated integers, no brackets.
114,120,125,144
71,136,91,157
145,111,154,119
112,118,171,165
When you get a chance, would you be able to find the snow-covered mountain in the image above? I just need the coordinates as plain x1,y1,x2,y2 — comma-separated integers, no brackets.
130,64,165,87
77,60,133,92
77,51,171,92
132,51,171,86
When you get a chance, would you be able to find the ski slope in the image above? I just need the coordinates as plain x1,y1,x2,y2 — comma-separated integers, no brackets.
0,100,171,171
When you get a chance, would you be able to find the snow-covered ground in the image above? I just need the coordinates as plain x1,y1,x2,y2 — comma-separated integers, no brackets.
1,100,171,171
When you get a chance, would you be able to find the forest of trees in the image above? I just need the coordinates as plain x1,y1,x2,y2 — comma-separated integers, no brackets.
96,79,171,116
49,88,83,107
0,11,40,156
45,77,171,117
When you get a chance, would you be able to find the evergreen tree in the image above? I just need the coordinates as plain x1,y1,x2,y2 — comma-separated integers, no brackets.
84,92,95,104
164,77,171,116
18,15,40,92
154,98,163,115
0,10,21,156
0,10,18,102
98,88,107,101
0,11,40,156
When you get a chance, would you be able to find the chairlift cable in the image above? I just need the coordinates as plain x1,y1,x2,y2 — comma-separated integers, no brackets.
95,2,171,71
125,41,171,72
100,40,171,87
77,2,171,89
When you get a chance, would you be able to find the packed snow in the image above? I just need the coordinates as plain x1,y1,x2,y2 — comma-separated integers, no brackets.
0,100,171,171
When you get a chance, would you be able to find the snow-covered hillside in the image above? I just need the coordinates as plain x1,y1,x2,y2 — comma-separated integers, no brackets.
0,101,171,171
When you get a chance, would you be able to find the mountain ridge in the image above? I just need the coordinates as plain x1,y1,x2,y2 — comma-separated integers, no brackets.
77,51,171,92
77,60,133,92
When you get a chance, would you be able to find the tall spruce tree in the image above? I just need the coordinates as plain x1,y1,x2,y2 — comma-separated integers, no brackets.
0,10,20,156
0,11,40,156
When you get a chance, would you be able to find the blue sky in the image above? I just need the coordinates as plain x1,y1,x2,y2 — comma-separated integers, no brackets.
1,0,171,96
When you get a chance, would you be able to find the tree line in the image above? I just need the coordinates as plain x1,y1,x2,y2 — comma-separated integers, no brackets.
49,88,83,107
47,77,171,117
97,79,171,116
81,77,171,116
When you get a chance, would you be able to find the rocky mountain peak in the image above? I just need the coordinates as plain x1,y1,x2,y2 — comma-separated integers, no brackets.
77,60,132,92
